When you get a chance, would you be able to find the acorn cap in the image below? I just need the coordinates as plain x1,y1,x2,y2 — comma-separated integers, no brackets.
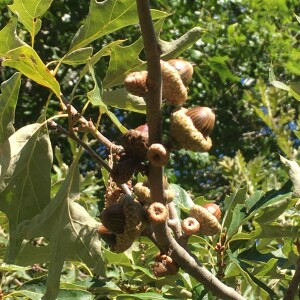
112,195,146,253
189,205,221,236
170,107,212,152
122,128,149,161
161,60,188,106
167,59,194,86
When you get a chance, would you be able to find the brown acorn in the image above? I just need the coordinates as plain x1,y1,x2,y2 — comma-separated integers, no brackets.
167,59,193,86
185,106,215,137
100,203,126,234
122,125,149,162
189,205,221,236
124,70,148,96
170,107,213,152
202,203,221,221
153,253,179,277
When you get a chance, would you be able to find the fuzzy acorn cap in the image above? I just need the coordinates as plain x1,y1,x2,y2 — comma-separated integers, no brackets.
189,205,221,236
134,181,175,204
122,128,149,161
124,61,188,106
170,107,212,152
147,143,170,167
134,182,152,203
161,60,188,106
113,195,146,253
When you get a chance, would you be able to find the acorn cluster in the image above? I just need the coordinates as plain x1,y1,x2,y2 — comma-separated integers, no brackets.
97,58,221,277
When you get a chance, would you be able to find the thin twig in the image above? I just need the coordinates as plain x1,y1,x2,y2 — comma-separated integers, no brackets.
60,94,123,154
136,1,244,299
48,120,131,195
284,256,300,300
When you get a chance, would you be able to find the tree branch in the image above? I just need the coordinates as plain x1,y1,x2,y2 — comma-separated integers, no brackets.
136,1,244,299
284,256,300,300
60,94,123,154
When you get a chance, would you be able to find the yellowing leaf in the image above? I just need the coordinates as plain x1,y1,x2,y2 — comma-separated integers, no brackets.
3,45,61,99
0,15,25,56
8,0,54,38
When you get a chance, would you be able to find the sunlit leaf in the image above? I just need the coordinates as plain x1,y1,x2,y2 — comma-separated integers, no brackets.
222,185,247,230
103,88,146,113
289,81,300,101
0,72,21,144
69,0,168,51
3,45,61,99
0,15,25,56
170,183,194,216
8,0,54,38
87,65,127,133
227,250,275,298
117,292,168,299
62,47,93,65
269,66,289,91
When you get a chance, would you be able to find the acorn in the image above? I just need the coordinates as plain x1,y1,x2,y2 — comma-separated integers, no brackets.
111,156,135,185
112,195,147,253
189,205,221,236
124,61,188,106
97,224,117,246
170,107,214,152
100,203,126,234
185,106,215,137
181,217,200,235
122,124,149,162
153,253,179,277
202,203,221,221
167,59,193,86
124,70,148,96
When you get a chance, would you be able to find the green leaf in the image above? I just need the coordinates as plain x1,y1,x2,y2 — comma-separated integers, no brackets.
15,243,51,266
269,66,289,91
14,156,105,300
103,88,146,113
0,72,21,144
247,181,292,214
289,82,300,101
160,26,203,60
226,204,247,238
170,183,194,216
208,56,240,83
117,292,168,299
0,123,52,262
103,38,144,89
69,0,168,52
222,185,247,230
87,65,127,133
227,250,275,298
255,197,295,224
3,45,61,99
103,21,203,89
0,15,25,56
62,47,93,65
8,0,54,38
